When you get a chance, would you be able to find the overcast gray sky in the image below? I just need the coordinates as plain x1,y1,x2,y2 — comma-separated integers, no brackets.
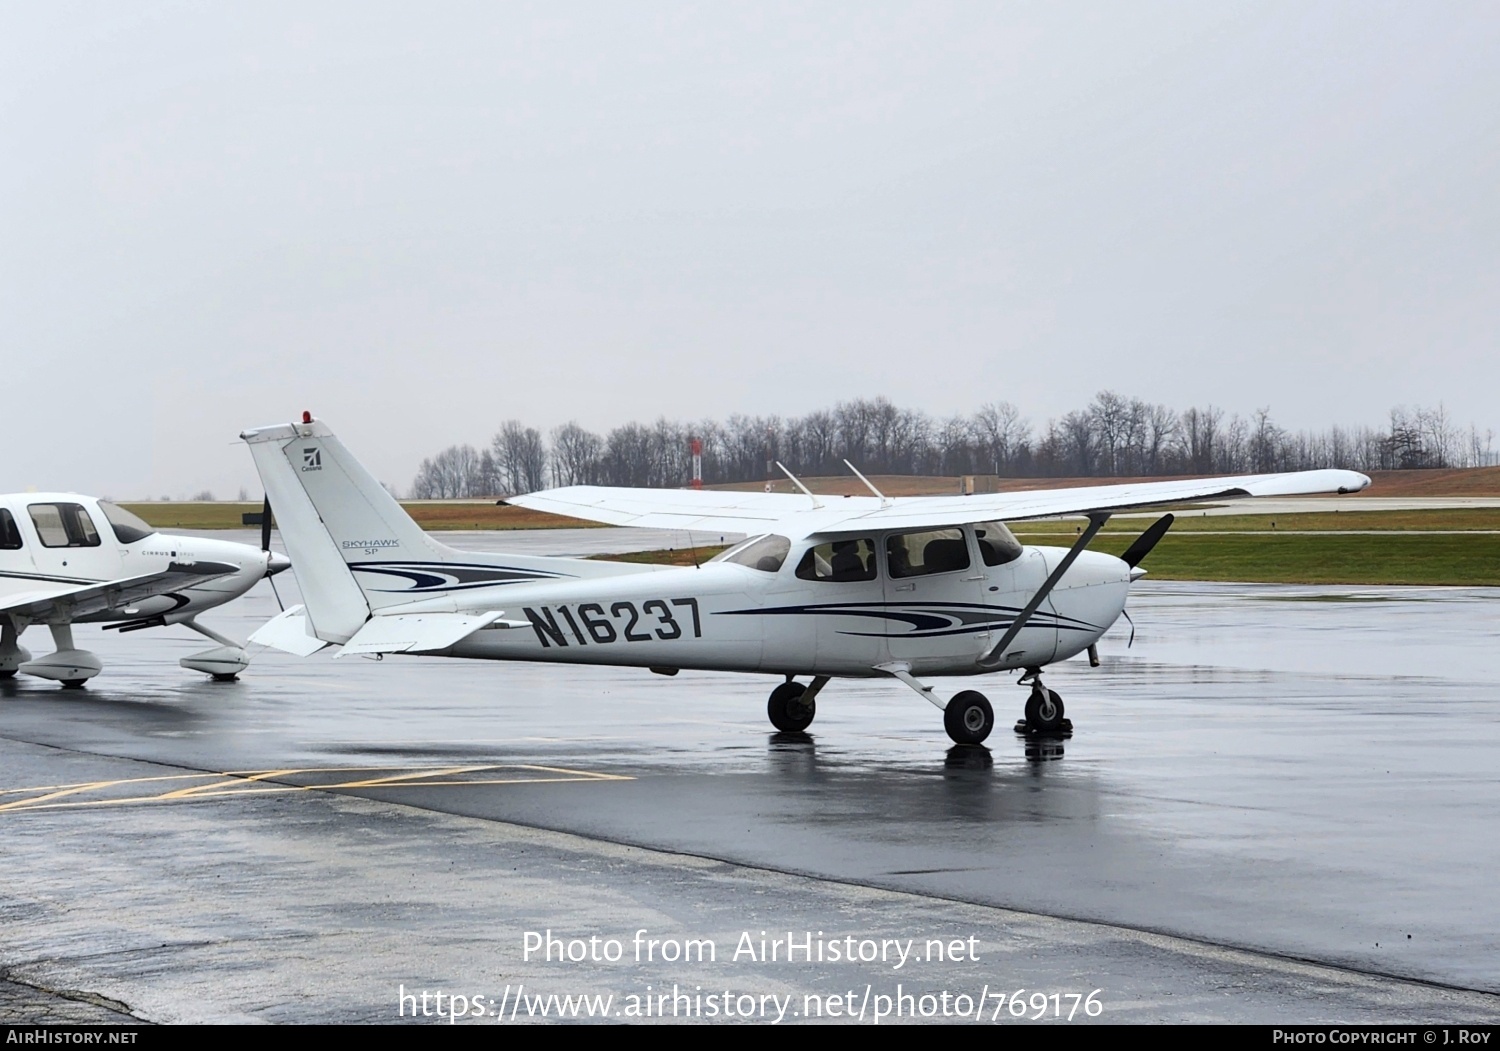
4,2,1497,498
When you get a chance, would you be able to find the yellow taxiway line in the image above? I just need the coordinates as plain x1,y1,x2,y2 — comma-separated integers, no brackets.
0,763,633,814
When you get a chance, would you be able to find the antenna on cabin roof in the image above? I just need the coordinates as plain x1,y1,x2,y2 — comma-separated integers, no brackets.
844,459,890,508
776,462,823,509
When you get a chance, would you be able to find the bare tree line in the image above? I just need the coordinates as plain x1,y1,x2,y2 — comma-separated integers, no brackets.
409,394,1497,498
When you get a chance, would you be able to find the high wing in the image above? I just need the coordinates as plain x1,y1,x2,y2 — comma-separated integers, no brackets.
509,487,881,534
508,469,1372,538
0,562,241,622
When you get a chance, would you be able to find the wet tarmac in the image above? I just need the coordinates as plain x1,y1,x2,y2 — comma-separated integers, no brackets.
2,530,1498,1023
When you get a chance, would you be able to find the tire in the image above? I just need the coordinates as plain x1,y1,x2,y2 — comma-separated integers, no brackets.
768,681,815,732
1024,688,1066,732
943,690,994,745
0,669,15,679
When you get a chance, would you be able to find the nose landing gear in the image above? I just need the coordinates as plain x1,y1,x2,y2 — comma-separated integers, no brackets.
177,617,250,682
1015,668,1071,736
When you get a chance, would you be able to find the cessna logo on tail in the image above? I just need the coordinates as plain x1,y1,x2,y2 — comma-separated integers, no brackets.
301,448,322,472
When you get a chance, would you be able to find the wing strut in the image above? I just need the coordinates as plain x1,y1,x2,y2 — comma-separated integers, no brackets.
977,512,1111,671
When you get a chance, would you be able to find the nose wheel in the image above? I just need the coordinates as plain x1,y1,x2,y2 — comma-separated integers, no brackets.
1015,671,1071,736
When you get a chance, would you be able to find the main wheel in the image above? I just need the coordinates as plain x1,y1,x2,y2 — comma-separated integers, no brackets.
1024,687,1066,732
0,669,15,679
943,690,994,745
767,681,815,732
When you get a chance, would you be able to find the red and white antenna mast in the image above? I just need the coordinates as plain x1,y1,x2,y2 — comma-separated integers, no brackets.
690,437,703,490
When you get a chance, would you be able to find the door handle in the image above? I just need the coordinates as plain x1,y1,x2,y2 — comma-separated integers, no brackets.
894,583,915,592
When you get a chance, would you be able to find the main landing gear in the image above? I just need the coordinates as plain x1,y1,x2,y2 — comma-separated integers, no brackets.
943,691,995,745
877,662,997,746
13,625,102,688
767,676,829,733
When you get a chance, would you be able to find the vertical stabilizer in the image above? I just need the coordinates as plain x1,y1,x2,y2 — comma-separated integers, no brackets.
242,418,376,641
243,416,582,633
246,415,469,637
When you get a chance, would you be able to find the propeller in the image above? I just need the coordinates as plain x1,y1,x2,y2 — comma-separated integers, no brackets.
259,495,287,612
1120,513,1174,568
1115,514,1172,652
260,494,273,554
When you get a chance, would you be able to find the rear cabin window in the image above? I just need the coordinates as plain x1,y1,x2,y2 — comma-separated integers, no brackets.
886,528,970,578
28,503,102,548
0,509,22,550
795,538,877,582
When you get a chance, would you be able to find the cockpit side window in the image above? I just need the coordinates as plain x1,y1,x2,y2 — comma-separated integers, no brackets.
710,533,792,573
28,503,102,548
974,521,1024,566
0,509,22,550
795,538,877,582
886,528,970,578
99,501,156,544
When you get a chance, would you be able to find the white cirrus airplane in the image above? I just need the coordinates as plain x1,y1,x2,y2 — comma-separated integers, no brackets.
0,494,291,686
243,414,1370,745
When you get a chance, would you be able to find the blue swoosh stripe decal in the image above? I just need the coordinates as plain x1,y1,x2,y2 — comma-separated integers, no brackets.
717,601,1102,637
346,561,570,593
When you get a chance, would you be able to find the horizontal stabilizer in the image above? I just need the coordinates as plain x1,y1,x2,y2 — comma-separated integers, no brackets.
248,605,330,657
335,610,525,658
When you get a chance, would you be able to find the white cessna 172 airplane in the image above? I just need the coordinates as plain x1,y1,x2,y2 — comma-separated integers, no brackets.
245,414,1370,744
0,493,291,686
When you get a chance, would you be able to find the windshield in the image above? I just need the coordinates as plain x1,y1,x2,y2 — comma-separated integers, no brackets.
709,534,791,573
99,501,157,544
